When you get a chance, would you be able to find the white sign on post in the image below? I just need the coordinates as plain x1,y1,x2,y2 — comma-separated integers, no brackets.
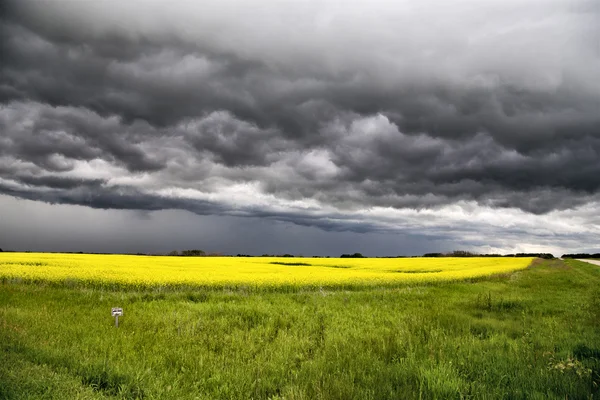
111,307,123,327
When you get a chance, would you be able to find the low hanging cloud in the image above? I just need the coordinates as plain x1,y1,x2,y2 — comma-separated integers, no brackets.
1,0,599,253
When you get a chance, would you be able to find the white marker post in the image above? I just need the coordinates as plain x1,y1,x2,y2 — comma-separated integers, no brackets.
111,307,123,327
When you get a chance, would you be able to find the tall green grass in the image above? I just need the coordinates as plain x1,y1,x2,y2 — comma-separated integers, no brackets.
1,259,599,399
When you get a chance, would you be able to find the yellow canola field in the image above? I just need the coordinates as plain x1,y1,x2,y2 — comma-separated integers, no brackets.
0,253,534,288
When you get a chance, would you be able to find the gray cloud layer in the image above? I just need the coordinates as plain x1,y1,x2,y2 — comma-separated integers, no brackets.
1,0,599,253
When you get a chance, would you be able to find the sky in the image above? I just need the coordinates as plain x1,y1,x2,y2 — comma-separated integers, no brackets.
0,0,599,256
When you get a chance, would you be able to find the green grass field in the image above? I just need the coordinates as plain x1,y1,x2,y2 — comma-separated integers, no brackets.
1,258,599,399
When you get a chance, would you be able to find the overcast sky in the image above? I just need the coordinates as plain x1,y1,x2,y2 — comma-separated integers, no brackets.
1,0,599,256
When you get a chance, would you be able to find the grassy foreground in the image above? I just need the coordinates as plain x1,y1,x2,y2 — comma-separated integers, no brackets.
1,259,599,399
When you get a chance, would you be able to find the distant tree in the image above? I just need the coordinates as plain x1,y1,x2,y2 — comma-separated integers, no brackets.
168,250,180,256
0,248,3,252
449,250,476,257
181,249,205,257
515,253,555,259
562,253,600,259
423,253,443,257
340,253,364,258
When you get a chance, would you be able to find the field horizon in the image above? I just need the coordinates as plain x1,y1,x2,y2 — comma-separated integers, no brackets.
0,253,534,290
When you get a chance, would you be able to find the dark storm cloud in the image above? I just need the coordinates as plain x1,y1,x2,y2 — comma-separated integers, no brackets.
0,101,165,173
0,0,599,246
182,112,292,167
0,12,302,131
0,176,400,236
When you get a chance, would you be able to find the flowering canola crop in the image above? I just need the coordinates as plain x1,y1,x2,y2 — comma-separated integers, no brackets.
0,253,533,289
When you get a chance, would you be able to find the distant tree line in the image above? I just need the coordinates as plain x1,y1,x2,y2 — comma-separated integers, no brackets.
238,254,296,257
340,253,365,258
423,251,484,257
422,251,555,259
509,253,555,259
562,253,600,259
168,250,206,257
